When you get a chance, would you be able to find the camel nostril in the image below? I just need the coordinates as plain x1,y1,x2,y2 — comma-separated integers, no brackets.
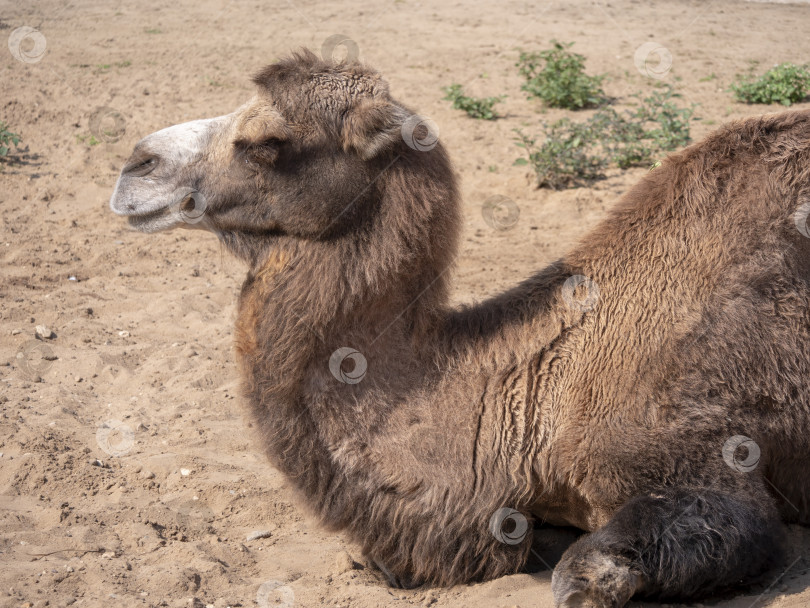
124,156,159,177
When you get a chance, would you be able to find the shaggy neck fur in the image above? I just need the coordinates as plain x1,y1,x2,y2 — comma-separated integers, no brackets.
230,137,578,584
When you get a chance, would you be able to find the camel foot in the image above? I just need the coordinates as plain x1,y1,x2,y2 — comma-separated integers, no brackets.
551,550,641,608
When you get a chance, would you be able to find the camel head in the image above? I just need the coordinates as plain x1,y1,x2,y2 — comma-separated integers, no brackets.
109,50,453,266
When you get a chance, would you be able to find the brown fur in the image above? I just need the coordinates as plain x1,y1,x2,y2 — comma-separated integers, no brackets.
114,50,810,605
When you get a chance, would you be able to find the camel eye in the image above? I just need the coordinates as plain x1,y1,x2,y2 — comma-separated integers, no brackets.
234,136,286,167
124,156,158,176
235,139,281,167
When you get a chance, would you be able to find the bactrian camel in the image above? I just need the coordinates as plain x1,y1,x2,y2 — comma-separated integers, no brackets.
110,50,810,607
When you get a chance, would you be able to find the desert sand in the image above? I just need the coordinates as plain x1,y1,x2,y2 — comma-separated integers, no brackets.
2,0,810,606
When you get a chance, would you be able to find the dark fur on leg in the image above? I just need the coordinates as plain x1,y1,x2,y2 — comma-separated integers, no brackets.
553,489,784,607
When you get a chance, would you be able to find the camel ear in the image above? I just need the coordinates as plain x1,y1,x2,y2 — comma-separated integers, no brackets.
342,97,407,160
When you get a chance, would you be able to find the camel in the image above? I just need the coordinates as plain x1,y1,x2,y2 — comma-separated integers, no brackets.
109,50,810,608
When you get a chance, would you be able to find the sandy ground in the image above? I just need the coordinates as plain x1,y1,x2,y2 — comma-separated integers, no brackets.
2,0,810,606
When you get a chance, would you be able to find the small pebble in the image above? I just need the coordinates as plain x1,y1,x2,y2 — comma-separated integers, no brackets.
180,468,191,476
245,530,272,542
35,325,54,340
140,470,155,479
118,331,130,338
11,329,21,335
90,459,104,467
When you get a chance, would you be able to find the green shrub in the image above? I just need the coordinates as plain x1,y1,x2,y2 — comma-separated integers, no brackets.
514,121,606,190
516,40,605,109
442,84,504,120
515,86,694,189
731,62,810,106
0,122,21,157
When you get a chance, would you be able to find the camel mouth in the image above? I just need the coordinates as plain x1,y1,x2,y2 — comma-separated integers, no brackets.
111,180,209,233
124,205,178,233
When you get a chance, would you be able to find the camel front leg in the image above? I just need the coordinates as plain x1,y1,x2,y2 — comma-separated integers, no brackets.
551,488,784,608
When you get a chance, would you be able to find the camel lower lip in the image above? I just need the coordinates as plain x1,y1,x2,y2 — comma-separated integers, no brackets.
127,207,168,221
124,206,176,232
